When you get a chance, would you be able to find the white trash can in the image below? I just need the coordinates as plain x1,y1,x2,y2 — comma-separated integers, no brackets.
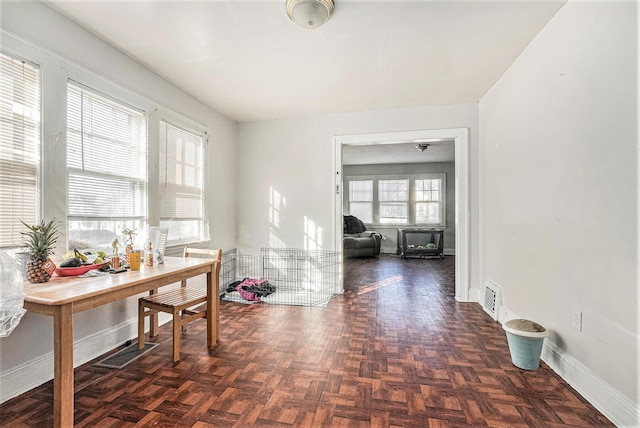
503,319,548,370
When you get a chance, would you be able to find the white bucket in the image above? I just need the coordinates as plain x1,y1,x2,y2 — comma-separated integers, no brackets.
503,319,548,370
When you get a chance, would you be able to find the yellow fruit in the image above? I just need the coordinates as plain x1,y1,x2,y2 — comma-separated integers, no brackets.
74,248,88,262
93,257,103,264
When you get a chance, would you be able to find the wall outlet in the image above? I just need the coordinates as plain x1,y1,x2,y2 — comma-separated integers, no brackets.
572,310,583,331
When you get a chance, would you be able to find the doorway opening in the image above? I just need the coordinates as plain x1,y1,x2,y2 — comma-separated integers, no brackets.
334,128,470,301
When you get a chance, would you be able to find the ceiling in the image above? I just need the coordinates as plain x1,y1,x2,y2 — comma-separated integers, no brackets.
343,140,455,165
43,0,566,123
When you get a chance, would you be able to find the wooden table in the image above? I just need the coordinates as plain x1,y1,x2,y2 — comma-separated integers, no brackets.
22,256,219,428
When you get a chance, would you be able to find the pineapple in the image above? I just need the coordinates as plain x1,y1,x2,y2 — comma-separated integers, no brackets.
21,219,60,283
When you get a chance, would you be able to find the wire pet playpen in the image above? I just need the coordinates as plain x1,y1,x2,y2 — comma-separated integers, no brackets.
221,248,341,307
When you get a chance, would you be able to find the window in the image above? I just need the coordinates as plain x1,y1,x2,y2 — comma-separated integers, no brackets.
415,178,441,224
159,120,204,245
345,173,445,226
348,180,373,223
378,179,408,224
67,82,147,249
0,52,40,248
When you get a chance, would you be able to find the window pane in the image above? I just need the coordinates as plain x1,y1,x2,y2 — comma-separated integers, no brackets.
348,180,372,223
379,179,407,223
160,120,204,244
0,52,40,248
416,202,440,224
349,180,372,201
416,177,443,224
68,219,143,250
67,83,147,250
67,87,146,179
349,202,372,223
416,178,440,202
379,179,408,202
159,219,201,246
380,203,407,224
68,172,145,218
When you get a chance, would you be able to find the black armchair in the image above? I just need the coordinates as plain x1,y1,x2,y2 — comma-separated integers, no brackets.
343,215,382,258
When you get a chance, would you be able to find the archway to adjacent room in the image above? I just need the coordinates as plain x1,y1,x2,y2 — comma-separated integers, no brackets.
334,128,470,302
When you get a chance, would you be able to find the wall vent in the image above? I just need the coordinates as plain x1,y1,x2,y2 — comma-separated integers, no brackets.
483,281,501,321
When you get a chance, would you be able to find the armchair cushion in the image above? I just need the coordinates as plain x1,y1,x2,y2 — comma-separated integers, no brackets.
344,215,366,234
343,216,381,258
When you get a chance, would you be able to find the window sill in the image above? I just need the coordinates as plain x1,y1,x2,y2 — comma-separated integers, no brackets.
366,224,447,229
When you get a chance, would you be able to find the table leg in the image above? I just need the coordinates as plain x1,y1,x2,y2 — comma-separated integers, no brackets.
149,289,158,337
206,269,215,347
53,303,74,428
215,272,220,341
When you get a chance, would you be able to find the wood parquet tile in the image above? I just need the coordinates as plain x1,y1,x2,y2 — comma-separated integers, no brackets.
0,255,614,427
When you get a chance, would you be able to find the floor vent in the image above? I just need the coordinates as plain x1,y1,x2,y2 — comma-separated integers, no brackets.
483,281,501,321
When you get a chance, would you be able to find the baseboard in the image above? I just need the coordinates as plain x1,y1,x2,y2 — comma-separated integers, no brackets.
542,340,640,427
0,351,54,403
0,314,172,404
476,298,639,427
468,286,482,303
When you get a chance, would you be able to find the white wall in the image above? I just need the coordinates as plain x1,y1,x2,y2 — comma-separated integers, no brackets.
479,1,638,425
0,1,237,401
237,104,479,281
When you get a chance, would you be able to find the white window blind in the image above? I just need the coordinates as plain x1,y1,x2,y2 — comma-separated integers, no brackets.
348,180,373,223
0,52,40,248
159,120,204,245
67,82,147,249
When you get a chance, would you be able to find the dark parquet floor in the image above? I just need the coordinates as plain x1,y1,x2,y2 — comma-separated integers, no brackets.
1,255,613,427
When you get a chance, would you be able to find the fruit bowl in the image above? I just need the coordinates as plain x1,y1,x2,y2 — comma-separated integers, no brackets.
55,262,108,277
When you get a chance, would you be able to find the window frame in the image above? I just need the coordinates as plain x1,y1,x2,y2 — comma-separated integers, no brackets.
347,179,373,224
158,117,207,247
378,178,409,224
345,173,446,228
66,80,148,250
415,177,443,224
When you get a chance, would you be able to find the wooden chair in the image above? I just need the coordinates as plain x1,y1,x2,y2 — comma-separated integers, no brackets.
138,247,222,362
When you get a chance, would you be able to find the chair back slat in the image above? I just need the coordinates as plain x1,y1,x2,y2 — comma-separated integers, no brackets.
183,247,222,262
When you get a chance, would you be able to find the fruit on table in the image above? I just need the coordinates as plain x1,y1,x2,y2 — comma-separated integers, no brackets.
96,251,106,259
73,248,88,262
60,258,81,268
20,218,60,283
93,257,103,264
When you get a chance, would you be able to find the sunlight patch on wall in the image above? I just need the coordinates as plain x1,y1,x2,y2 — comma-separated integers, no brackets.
269,228,286,248
269,186,287,247
269,186,285,228
304,216,323,250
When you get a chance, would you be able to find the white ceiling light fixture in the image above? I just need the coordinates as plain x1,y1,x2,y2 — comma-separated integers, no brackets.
416,144,430,152
286,0,334,30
